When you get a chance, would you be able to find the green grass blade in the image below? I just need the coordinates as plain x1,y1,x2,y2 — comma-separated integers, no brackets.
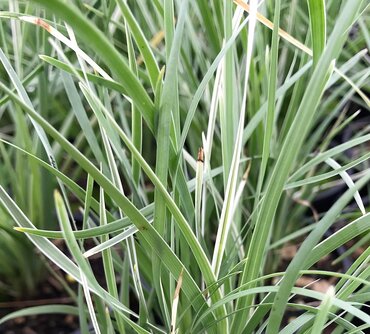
61,71,106,168
77,285,90,334
254,0,281,204
40,55,127,94
307,0,326,67
285,151,370,189
82,174,95,230
220,0,236,183
310,286,335,333
195,147,204,240
115,0,159,90
289,133,370,182
99,187,126,333
325,158,366,214
307,213,370,269
125,19,142,188
0,305,79,326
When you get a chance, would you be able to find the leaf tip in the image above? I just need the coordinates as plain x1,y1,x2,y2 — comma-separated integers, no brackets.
197,147,204,163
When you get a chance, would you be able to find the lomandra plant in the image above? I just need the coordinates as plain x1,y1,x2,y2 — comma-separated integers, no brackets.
0,0,369,333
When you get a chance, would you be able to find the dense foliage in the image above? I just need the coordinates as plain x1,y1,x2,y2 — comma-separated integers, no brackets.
0,0,369,333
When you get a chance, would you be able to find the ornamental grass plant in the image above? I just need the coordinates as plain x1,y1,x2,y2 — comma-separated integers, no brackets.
0,0,369,333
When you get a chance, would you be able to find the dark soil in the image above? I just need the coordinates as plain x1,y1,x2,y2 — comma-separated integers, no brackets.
0,239,83,334
0,313,79,334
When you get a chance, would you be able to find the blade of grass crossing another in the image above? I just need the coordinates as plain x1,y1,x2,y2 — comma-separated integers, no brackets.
195,285,370,332
284,151,370,190
83,225,140,257
306,212,370,270
325,158,366,215
234,0,369,107
288,133,370,182
39,55,127,94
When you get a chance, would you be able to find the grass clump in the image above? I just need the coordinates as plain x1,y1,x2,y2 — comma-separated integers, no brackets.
0,0,369,333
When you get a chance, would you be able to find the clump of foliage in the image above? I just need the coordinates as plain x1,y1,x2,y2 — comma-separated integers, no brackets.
0,0,370,333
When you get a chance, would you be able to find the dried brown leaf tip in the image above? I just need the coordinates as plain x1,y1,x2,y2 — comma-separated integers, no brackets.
173,269,184,300
35,18,52,33
197,147,204,163
242,160,251,181
20,16,52,33
170,269,184,334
